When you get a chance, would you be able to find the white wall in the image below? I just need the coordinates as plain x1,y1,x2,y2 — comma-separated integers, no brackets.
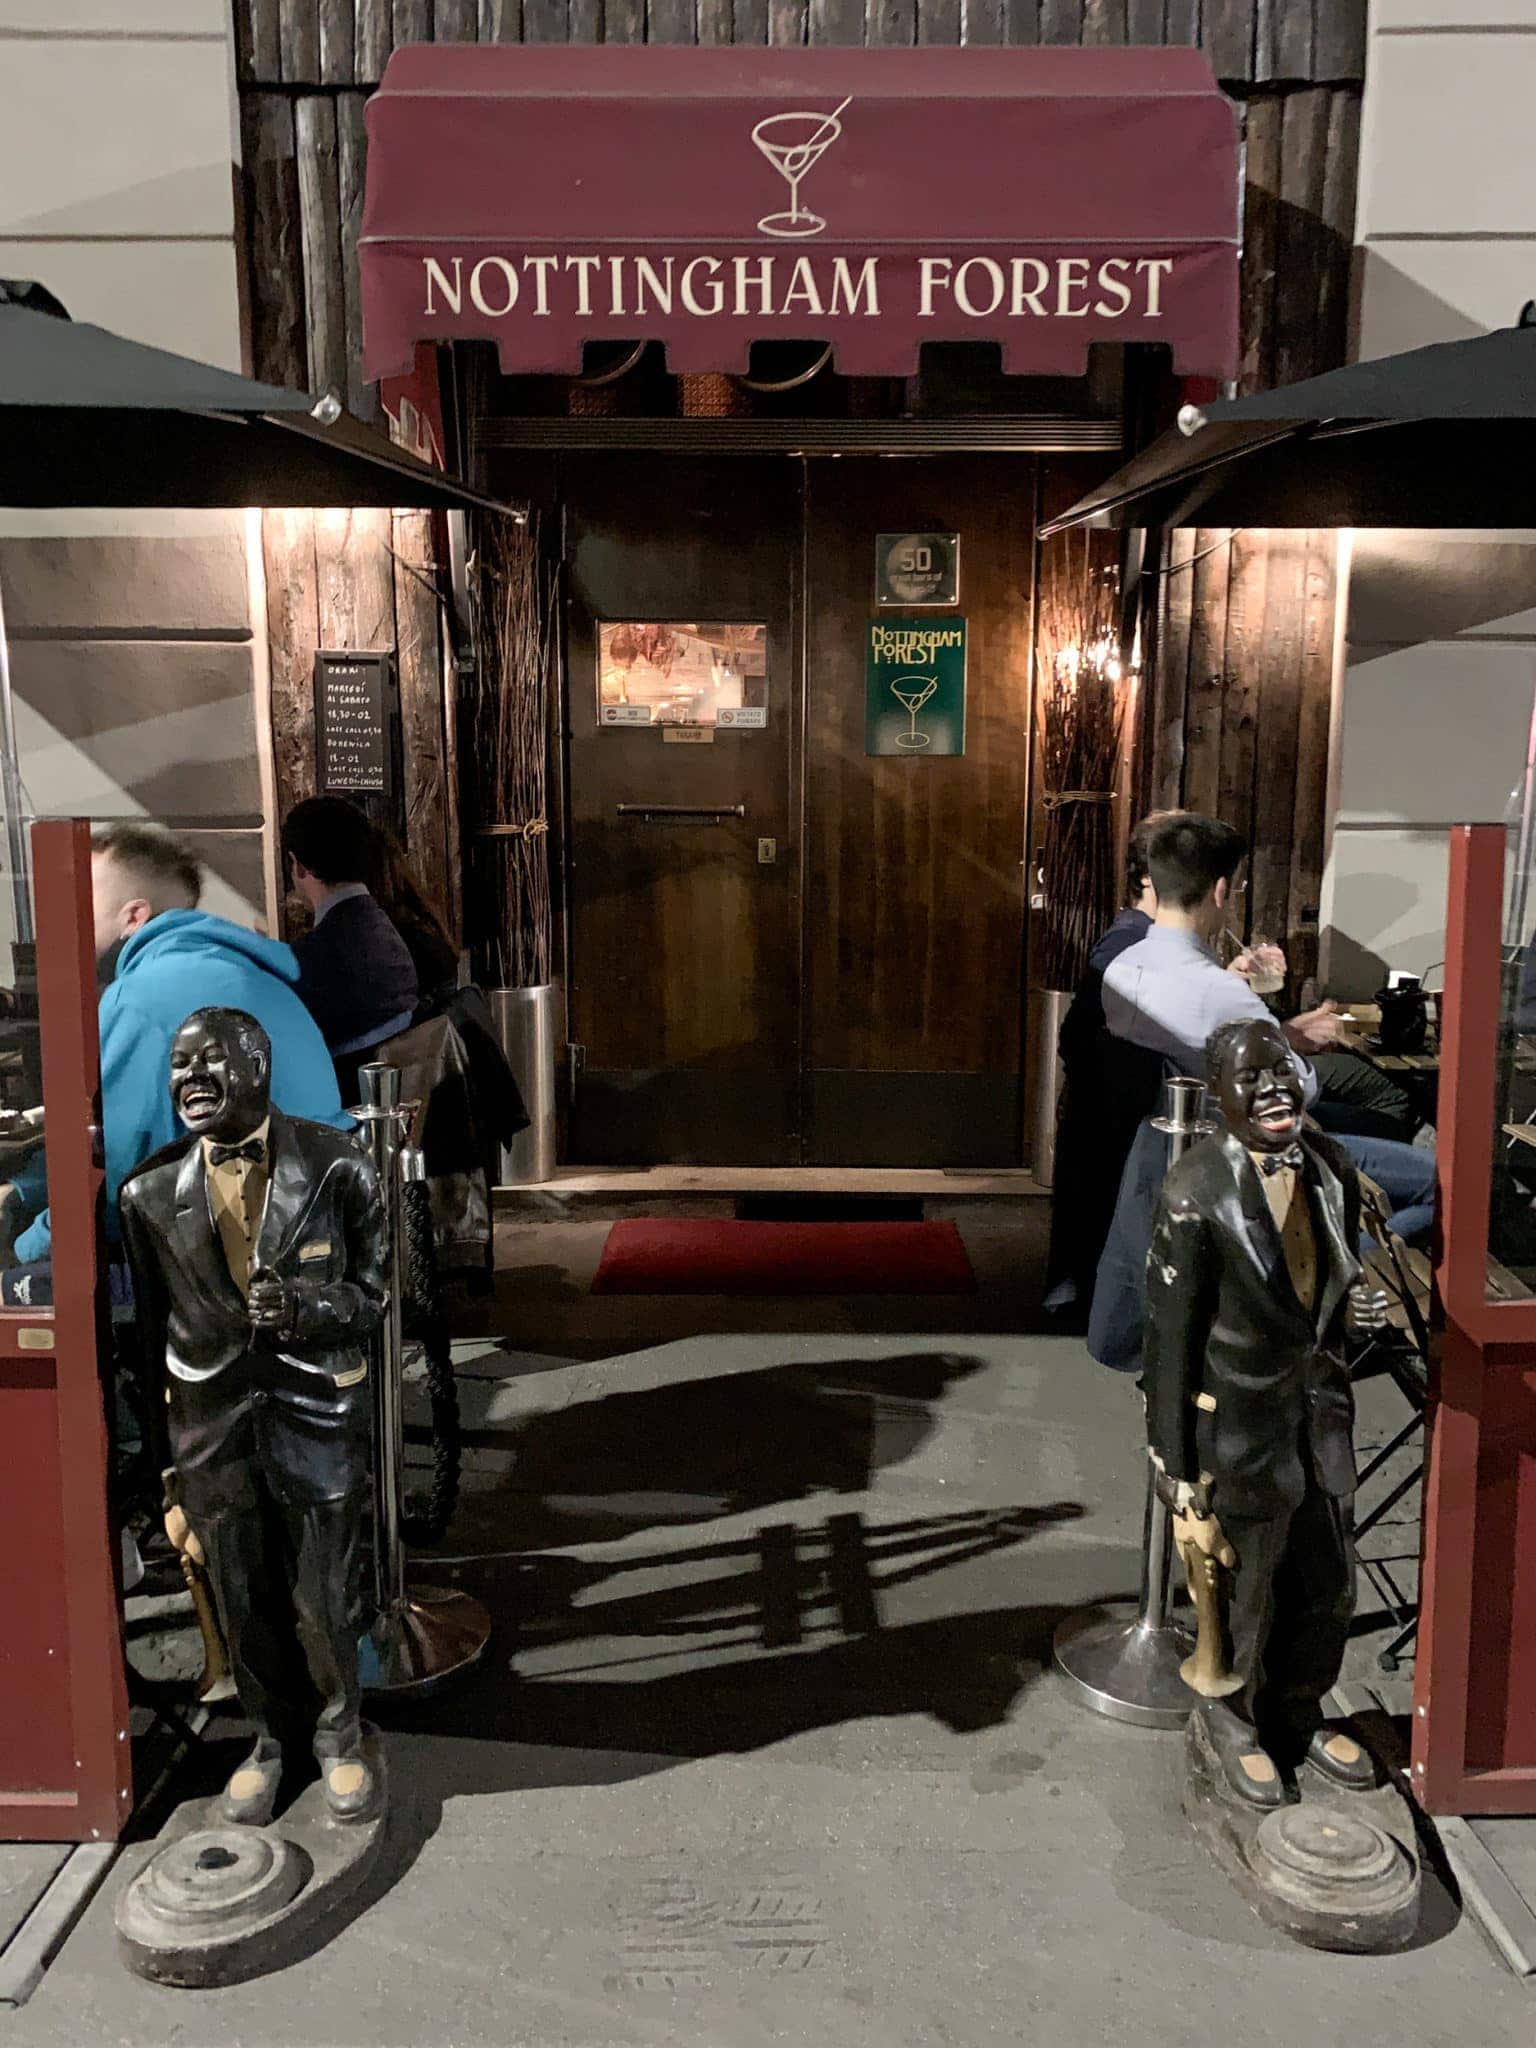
1323,2,1536,995
0,1,269,935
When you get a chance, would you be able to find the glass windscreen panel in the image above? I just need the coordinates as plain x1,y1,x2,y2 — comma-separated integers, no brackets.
1489,764,1536,1300
0,795,43,1305
597,622,768,730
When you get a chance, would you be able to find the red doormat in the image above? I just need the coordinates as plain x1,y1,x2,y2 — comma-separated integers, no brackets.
590,1218,977,1297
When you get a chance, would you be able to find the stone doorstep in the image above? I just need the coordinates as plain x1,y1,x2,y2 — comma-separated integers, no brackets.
493,1164,1047,1221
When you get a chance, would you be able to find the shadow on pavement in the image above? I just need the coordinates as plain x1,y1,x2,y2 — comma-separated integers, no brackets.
443,1348,993,1549
375,1503,1093,1777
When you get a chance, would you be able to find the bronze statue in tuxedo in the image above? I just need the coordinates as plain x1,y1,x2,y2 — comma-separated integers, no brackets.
1144,1016,1388,1808
120,1007,386,1828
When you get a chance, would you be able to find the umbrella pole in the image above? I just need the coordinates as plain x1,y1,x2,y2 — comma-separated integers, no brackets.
0,576,33,944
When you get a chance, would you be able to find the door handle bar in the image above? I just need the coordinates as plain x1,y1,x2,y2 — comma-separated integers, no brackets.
615,804,747,821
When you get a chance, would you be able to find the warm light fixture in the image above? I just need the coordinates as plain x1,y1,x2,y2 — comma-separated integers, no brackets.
1054,631,1131,690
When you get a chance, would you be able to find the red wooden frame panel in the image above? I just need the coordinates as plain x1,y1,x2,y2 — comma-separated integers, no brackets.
0,822,132,1841
1437,824,1536,1344
1415,824,1536,1814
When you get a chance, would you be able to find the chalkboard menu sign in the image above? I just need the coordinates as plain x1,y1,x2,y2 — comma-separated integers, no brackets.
313,651,396,799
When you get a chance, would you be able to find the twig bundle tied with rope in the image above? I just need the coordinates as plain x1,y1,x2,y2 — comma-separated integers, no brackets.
1035,532,1128,992
465,510,554,990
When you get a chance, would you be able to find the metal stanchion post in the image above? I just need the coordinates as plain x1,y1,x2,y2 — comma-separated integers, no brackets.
1052,1074,1212,1727
355,1062,491,1696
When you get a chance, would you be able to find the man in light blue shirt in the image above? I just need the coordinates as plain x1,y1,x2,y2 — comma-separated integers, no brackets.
1103,922,1321,1107
1103,814,1432,1229
1089,813,1434,1371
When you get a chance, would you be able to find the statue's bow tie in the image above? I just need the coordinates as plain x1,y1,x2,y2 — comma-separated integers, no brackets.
1256,1143,1305,1176
208,1138,266,1169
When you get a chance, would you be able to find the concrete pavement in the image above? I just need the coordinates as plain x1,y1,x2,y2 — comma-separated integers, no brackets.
4,1305,1528,2045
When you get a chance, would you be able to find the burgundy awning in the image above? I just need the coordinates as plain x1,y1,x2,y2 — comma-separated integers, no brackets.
361,46,1240,385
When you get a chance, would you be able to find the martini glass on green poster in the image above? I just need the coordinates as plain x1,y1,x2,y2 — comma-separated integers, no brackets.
751,98,852,239
891,674,938,751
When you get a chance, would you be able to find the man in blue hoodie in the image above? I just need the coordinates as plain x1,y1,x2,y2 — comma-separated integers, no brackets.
9,824,346,1274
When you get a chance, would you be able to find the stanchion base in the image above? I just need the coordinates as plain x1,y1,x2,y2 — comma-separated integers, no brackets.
1052,1606,1197,1729
364,1584,491,1698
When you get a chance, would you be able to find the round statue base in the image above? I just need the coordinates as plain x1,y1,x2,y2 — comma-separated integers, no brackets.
1182,1712,1420,1952
1052,1605,1197,1729
116,1733,389,1987
363,1583,491,1697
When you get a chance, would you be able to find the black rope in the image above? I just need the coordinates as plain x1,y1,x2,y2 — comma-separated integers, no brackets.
399,1178,462,1547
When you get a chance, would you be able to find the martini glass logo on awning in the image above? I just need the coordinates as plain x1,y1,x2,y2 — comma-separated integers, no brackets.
752,98,852,240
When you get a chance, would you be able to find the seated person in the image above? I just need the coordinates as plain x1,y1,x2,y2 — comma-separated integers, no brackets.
1090,813,1435,1372
1308,1047,1418,1144
0,1108,46,1265
1046,808,1403,1318
1102,813,1434,1238
281,798,419,1091
372,825,461,1015
1044,814,1168,1316
5,823,345,1296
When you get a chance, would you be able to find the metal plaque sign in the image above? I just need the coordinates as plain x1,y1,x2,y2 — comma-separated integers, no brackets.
865,617,967,758
876,533,959,607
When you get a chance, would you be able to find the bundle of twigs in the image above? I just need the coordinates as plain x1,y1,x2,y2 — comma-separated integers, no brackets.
464,510,553,989
1034,532,1127,991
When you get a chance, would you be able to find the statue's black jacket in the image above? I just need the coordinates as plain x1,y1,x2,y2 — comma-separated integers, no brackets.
119,1110,386,1515
1143,1125,1364,1519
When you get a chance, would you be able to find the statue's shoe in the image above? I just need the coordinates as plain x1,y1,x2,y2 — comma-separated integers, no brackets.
219,1746,283,1827
1305,1725,1378,1793
1199,1702,1287,1811
321,1751,381,1824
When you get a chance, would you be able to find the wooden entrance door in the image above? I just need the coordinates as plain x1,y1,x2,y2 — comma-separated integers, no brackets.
564,456,802,1165
558,450,1036,1167
801,457,1037,1165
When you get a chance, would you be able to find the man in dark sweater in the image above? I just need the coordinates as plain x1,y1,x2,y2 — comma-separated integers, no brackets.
282,799,418,1094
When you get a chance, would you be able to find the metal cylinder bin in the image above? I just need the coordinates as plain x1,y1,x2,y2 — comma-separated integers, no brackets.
491,984,558,1187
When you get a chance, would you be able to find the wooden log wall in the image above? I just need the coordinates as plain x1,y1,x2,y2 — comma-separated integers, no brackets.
233,0,1368,970
1137,80,1362,994
261,506,457,940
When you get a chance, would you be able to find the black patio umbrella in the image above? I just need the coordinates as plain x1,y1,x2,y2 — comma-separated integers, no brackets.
0,283,511,937
0,285,502,512
1040,320,1536,535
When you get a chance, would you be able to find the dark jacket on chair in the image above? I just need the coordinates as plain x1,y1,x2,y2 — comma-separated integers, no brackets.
1142,1124,1363,1519
1087,1112,1171,1374
119,1110,386,1515
1046,908,1163,1303
294,887,418,1057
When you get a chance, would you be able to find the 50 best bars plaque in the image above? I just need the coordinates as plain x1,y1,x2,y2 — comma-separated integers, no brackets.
866,618,966,758
877,533,959,607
